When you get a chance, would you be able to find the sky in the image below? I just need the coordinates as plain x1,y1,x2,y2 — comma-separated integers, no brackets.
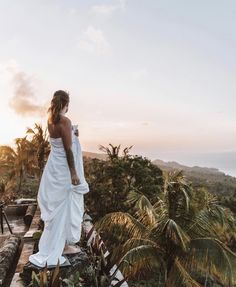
0,0,236,174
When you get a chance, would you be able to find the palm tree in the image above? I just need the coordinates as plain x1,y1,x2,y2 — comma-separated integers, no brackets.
0,137,35,193
84,144,163,220
0,179,5,193
26,123,50,179
99,143,133,161
94,170,236,286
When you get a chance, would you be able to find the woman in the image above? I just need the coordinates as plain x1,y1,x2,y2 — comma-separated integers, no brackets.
29,90,90,267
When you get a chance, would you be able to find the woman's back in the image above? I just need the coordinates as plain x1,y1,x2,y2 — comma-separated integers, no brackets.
47,115,69,139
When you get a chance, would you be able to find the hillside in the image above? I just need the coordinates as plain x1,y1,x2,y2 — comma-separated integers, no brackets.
153,159,236,196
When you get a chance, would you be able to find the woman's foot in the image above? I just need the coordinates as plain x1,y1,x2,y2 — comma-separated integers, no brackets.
63,244,81,254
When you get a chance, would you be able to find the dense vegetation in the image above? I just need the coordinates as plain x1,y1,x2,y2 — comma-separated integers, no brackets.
0,124,50,202
1,123,236,286
84,144,163,220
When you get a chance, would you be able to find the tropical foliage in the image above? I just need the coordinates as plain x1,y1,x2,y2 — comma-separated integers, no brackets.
0,123,50,200
84,144,163,220
26,123,50,179
0,137,36,193
95,170,236,286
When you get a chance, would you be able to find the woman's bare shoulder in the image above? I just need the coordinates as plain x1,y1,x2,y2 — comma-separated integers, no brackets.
60,115,71,125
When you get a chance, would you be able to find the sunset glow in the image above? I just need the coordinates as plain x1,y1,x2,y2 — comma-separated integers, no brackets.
0,1,236,174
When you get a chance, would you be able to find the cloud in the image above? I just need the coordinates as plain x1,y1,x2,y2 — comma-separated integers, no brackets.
130,68,148,80
90,4,117,16
8,71,46,117
90,0,127,17
78,25,111,55
119,0,127,10
68,8,79,16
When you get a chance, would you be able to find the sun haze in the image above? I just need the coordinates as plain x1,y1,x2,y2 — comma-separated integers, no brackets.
0,1,235,175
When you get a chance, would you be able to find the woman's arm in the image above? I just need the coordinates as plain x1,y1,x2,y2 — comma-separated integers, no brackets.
61,117,80,185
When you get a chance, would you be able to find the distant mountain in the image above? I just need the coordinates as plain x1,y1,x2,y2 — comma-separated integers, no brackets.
152,159,236,196
152,159,224,175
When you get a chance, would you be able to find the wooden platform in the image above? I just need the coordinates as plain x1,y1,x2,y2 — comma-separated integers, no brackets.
9,206,40,287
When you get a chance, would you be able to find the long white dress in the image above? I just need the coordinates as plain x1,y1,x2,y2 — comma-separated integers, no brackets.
29,126,90,267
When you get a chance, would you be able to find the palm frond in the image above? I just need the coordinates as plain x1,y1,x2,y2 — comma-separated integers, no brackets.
166,258,202,287
163,219,190,252
117,244,163,278
111,237,163,264
127,190,159,226
26,127,35,135
184,237,236,286
94,212,148,243
187,204,230,239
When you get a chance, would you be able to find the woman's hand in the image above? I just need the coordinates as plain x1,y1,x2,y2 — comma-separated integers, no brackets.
71,172,81,185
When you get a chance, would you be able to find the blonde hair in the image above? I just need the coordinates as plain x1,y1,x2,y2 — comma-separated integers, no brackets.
47,90,70,124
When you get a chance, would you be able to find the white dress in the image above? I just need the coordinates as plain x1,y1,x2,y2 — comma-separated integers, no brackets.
29,126,90,267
